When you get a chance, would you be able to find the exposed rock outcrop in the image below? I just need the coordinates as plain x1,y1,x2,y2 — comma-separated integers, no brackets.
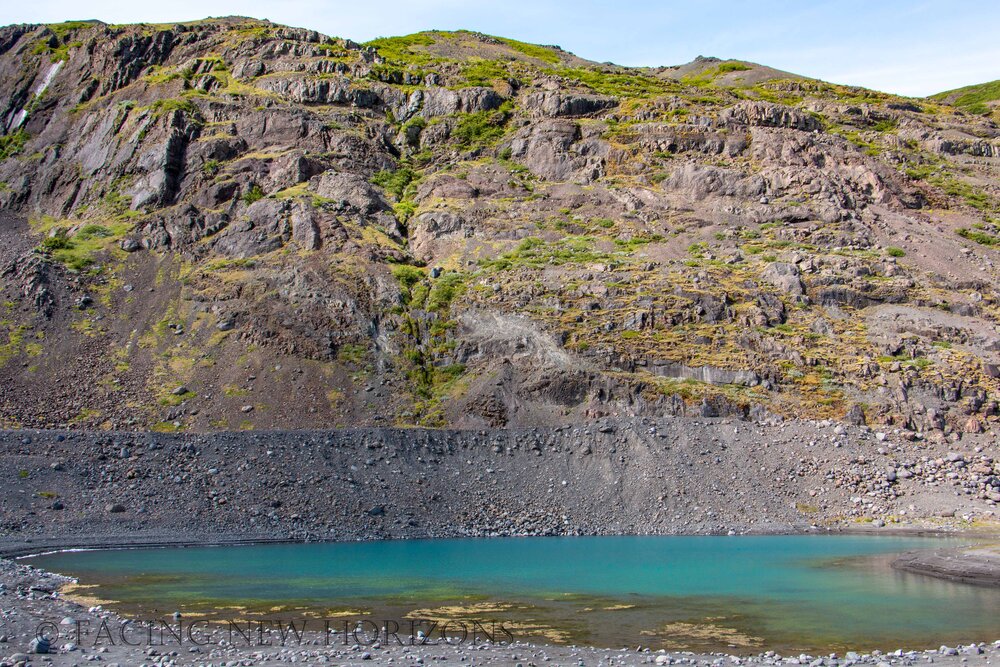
0,19,996,437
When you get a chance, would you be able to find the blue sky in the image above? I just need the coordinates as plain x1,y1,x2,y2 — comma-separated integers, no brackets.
3,0,998,97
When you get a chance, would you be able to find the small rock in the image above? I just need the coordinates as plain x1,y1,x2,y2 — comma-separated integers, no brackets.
964,417,983,434
106,503,126,513
845,404,866,426
29,635,51,654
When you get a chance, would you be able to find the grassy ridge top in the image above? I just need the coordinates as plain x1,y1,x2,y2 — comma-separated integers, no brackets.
365,30,566,66
932,80,1000,115
29,20,1000,107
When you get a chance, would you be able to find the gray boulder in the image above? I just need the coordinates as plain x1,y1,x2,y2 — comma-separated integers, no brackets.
311,171,389,214
29,635,50,653
762,262,805,296
845,404,867,426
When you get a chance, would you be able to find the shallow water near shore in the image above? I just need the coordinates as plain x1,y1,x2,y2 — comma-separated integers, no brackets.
26,535,1000,653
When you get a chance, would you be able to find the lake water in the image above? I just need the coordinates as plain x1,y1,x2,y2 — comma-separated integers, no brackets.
26,535,1000,653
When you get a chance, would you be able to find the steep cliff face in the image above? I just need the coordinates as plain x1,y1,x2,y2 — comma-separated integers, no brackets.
0,18,998,437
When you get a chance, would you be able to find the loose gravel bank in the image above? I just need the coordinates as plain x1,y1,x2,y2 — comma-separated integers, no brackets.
1,418,999,556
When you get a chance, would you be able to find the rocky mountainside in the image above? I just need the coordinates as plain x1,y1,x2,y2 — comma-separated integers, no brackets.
0,18,998,438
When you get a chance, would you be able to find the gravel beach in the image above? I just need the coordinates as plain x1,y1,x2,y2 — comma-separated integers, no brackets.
1,418,999,554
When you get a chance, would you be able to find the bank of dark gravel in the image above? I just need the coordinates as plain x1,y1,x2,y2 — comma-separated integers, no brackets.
1,417,998,557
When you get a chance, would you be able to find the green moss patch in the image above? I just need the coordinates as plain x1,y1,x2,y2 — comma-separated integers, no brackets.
33,220,132,271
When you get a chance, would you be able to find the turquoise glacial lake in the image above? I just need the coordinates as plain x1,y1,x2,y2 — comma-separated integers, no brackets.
26,535,1000,653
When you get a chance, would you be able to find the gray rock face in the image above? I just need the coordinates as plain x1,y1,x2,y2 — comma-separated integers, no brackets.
410,211,468,261
289,202,322,251
926,137,999,157
418,87,505,118
416,175,480,200
128,113,199,209
647,361,760,387
255,75,381,107
508,119,607,182
762,262,805,296
521,91,617,117
634,123,749,157
721,101,823,132
665,162,767,199
311,172,389,215
212,199,288,257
